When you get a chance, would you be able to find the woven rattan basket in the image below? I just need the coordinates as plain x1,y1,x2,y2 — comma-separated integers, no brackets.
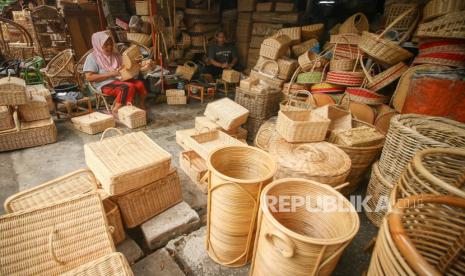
84,128,171,195
0,193,115,275
276,109,330,143
204,98,249,130
339,13,369,34
280,91,316,112
259,34,291,60
365,161,393,226
276,27,301,45
392,148,465,204
185,130,245,160
378,114,465,184
234,87,281,119
423,0,465,21
301,23,324,40
367,195,465,275
268,137,351,186
0,75,27,105
118,105,146,129
362,61,408,92
114,169,182,228
292,38,318,57
71,112,115,135
27,84,54,112
0,106,14,131
416,10,465,40
250,178,360,276
18,95,50,122
61,252,133,276
249,60,285,89
206,145,277,267
0,117,57,152
254,117,277,151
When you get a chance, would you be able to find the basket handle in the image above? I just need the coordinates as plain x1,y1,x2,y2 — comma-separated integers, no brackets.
181,151,193,168
377,6,416,39
258,59,279,79
184,61,197,69
116,141,137,155
100,127,123,141
265,230,295,258
332,182,350,191
338,93,350,111
360,60,376,84
48,226,65,264
285,66,302,95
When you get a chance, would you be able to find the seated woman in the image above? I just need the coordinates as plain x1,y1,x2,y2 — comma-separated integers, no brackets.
202,31,240,80
84,31,147,118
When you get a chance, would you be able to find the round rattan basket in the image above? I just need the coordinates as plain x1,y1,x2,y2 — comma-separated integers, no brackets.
365,161,393,226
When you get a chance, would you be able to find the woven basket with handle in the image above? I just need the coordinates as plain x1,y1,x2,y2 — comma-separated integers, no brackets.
276,109,330,143
280,90,316,112
249,59,285,88
339,13,369,35
71,112,115,135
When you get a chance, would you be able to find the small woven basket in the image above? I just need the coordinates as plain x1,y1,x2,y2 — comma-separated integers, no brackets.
118,105,146,129
276,109,330,143
179,150,208,193
0,75,27,105
204,97,250,130
339,13,369,34
71,112,115,135
18,95,51,122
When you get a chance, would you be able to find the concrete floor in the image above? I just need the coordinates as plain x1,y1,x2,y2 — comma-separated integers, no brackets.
0,100,378,275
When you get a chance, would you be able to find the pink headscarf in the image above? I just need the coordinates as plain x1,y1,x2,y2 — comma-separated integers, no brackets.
91,31,121,72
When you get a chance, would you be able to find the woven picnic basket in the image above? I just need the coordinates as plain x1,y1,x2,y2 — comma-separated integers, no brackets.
365,161,393,226
118,105,146,129
71,112,115,135
0,193,115,275
367,194,465,275
378,114,465,184
61,252,133,276
0,106,14,131
259,34,291,60
330,125,385,147
361,61,408,92
416,11,465,40
206,145,277,267
0,117,57,152
250,178,359,276
18,95,50,122
84,128,172,195
392,147,465,204
359,8,415,66
113,169,183,228
339,13,369,34
234,87,281,119
179,150,208,193
268,138,351,186
0,75,27,105
185,130,245,159
423,0,465,21
204,97,250,130
301,23,324,40
276,109,330,143
332,120,385,195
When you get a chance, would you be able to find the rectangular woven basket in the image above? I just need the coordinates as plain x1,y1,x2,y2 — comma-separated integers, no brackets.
113,169,183,228
71,112,116,135
84,130,171,196
118,106,146,129
185,130,245,159
27,84,54,112
276,110,330,143
0,117,57,152
0,193,115,275
167,96,187,105
179,150,208,194
0,106,14,131
330,126,385,147
204,98,249,130
18,95,50,122
234,87,281,119
61,252,133,276
0,76,27,105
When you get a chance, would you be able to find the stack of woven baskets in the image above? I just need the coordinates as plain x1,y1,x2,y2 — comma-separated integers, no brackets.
0,76,57,152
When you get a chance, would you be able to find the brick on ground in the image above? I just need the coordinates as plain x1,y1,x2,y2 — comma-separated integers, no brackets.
132,248,185,276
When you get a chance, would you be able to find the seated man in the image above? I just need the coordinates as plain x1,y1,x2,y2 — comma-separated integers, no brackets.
203,31,240,80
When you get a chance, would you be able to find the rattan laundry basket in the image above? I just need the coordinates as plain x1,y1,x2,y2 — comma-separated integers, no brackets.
0,193,115,275
367,195,465,275
206,146,277,267
250,178,360,276
392,147,465,204
268,137,351,187
378,114,465,184
84,128,171,195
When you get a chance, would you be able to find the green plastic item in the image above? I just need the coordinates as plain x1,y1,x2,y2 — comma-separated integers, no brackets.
21,56,45,85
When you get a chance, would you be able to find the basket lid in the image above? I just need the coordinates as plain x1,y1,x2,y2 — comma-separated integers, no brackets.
84,131,171,176
269,139,351,177
71,112,114,126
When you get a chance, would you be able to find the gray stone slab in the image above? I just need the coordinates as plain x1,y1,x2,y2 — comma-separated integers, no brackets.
166,227,250,276
132,248,185,276
116,238,144,265
141,201,200,250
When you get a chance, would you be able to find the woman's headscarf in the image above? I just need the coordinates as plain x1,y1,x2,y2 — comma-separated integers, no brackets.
91,31,121,72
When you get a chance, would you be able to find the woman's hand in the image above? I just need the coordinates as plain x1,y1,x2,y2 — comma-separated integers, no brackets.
110,70,121,77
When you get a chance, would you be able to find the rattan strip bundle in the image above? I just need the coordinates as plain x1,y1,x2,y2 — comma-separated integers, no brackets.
392,148,465,203
250,178,360,276
378,114,465,184
368,195,465,275
206,146,277,267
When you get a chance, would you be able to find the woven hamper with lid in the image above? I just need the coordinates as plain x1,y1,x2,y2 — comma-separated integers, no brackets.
0,75,27,105
118,105,146,129
84,128,171,195
0,193,115,275
0,106,14,131
18,95,51,122
268,137,351,186
61,252,133,276
113,169,183,228
204,98,249,130
71,112,115,135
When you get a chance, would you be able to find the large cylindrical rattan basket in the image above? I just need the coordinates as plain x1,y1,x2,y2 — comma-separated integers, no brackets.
250,178,360,276
206,145,277,267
